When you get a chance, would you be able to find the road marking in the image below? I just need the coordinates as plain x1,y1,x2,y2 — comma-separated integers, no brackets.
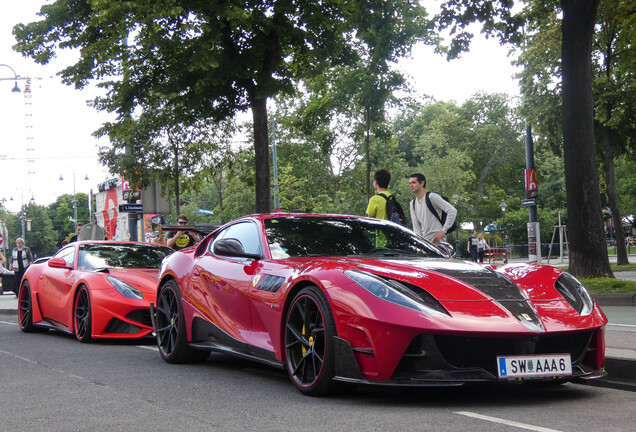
607,323,636,329
454,411,563,432
0,320,17,326
136,345,158,351
0,348,39,364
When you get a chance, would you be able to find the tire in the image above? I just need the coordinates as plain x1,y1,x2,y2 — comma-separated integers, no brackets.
155,279,209,363
284,285,339,396
18,281,45,333
74,285,93,343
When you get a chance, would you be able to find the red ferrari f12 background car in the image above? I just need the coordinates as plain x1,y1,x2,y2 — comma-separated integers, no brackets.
151,214,607,395
19,241,173,342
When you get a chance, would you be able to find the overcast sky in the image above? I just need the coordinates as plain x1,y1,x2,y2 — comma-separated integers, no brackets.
0,1,520,213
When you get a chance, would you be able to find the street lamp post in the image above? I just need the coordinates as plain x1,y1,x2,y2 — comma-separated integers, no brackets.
0,64,21,93
60,172,89,235
500,199,507,261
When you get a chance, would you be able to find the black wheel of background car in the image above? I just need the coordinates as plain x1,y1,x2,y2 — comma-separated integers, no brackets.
155,279,209,363
74,285,93,343
285,285,339,396
18,281,44,333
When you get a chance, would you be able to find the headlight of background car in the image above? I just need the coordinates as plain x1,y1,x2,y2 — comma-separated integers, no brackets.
107,276,144,300
344,270,450,317
554,272,594,316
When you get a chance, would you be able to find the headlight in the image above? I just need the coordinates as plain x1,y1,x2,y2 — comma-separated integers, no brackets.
107,276,143,300
554,272,594,316
344,270,450,317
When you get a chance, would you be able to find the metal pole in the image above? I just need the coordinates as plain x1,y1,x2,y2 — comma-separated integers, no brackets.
455,209,460,257
72,171,78,235
272,114,279,211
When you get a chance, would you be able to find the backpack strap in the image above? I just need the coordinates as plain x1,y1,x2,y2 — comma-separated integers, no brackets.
424,192,443,224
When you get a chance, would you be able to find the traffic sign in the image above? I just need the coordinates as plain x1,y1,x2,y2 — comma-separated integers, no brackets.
119,203,143,213
521,198,536,207
0,232,3,248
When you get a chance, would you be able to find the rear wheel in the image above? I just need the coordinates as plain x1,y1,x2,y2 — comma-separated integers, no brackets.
74,285,93,343
18,281,44,333
155,279,208,363
285,285,338,396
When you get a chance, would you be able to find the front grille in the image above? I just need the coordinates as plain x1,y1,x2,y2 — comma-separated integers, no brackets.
126,309,152,326
392,331,593,379
105,319,142,334
434,331,593,375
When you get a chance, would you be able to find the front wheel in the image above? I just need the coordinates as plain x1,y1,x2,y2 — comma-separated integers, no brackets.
18,281,44,333
74,285,93,343
155,280,208,363
285,285,338,396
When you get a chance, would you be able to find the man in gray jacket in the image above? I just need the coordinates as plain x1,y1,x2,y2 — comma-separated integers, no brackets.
408,173,457,243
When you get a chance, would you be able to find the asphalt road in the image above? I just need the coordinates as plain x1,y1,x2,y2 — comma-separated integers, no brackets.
1,313,636,432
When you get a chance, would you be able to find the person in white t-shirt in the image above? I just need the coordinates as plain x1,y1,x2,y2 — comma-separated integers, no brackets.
408,173,457,244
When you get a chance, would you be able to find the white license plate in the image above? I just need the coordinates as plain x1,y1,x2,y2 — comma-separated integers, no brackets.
497,354,572,378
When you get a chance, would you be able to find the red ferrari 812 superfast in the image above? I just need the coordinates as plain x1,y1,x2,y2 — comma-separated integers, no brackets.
150,214,607,395
19,241,173,342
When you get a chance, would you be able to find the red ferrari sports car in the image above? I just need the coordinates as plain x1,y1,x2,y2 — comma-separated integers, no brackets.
151,214,607,395
18,241,173,342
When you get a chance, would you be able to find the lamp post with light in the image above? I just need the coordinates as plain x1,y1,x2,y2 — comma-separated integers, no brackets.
60,172,89,235
500,199,507,261
0,64,21,93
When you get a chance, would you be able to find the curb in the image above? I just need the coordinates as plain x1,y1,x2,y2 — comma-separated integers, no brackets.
593,293,636,307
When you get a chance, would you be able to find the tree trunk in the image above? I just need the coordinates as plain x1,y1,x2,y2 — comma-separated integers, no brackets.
365,107,371,201
603,124,628,265
173,142,180,217
251,96,272,213
561,0,612,277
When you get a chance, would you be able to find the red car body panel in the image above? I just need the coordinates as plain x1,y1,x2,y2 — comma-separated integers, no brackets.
156,213,607,385
23,241,171,339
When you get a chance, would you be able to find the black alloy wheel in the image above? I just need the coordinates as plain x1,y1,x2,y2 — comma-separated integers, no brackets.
74,285,93,343
18,281,42,333
155,280,208,363
285,285,338,396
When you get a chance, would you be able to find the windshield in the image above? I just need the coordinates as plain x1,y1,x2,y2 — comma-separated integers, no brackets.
264,217,445,259
78,244,173,269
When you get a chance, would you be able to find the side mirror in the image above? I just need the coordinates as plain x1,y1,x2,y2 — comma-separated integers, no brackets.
437,241,455,258
48,257,72,269
213,238,261,260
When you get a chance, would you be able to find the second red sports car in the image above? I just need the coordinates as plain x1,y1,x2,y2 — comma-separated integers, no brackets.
18,241,173,342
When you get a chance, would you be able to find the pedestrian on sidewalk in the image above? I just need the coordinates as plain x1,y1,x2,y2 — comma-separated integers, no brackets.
9,238,33,297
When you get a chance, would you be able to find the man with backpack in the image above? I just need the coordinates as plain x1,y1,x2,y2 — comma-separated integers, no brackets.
366,169,407,226
408,173,457,244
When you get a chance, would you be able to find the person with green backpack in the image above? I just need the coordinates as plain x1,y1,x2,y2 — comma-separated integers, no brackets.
408,173,457,244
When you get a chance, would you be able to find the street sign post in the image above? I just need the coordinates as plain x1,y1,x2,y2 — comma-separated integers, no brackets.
119,203,143,213
521,198,536,208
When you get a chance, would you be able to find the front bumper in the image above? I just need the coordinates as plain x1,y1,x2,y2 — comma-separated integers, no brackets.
333,329,607,386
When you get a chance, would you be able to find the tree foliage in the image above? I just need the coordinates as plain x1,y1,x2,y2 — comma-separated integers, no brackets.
14,0,427,214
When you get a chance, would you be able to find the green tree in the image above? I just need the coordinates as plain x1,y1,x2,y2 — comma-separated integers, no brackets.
14,1,427,214
435,1,611,277
22,204,58,258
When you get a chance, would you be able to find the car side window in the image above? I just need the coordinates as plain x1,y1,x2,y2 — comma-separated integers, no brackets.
213,222,262,256
54,246,76,268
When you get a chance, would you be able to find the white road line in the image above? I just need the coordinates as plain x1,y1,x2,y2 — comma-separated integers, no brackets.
0,349,39,364
0,320,17,326
607,323,636,329
136,345,158,351
454,411,563,432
